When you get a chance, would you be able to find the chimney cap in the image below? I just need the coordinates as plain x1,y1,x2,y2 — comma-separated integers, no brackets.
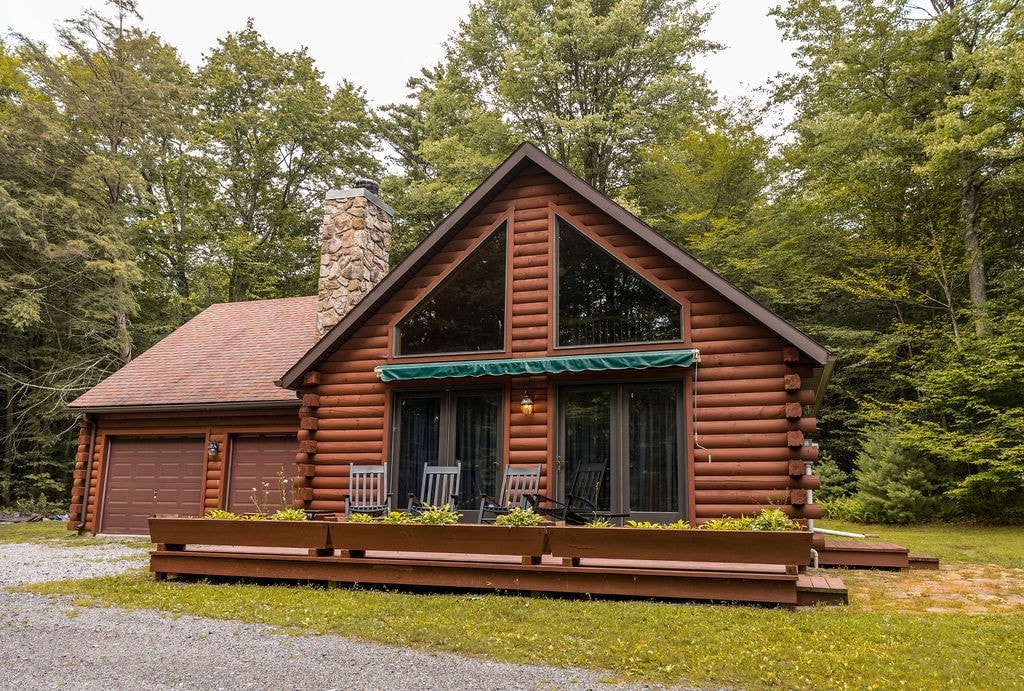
325,185,394,216
353,178,380,195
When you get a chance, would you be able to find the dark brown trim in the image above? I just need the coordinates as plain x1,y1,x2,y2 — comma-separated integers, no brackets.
279,142,834,390
69,400,302,414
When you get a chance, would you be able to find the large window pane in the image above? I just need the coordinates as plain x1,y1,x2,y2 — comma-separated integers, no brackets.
559,382,682,519
557,218,681,347
562,388,612,511
454,393,500,508
628,386,679,513
395,395,441,504
393,390,502,511
397,225,507,355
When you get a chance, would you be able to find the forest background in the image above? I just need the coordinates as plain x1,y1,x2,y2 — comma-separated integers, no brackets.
2,0,1022,523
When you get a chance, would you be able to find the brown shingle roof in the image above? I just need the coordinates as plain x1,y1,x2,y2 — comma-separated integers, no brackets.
70,296,316,410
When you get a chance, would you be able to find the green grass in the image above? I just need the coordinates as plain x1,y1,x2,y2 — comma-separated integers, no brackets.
818,520,1024,568
7,520,1024,688
22,573,1023,689
0,521,150,548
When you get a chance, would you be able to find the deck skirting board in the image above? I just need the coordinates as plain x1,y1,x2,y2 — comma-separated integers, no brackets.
150,550,846,607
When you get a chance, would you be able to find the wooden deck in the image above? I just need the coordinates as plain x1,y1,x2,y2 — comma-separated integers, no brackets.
150,546,847,607
817,540,940,571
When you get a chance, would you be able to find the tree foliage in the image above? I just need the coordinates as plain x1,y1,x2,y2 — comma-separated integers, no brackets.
0,5,377,508
382,0,720,260
773,0,1024,521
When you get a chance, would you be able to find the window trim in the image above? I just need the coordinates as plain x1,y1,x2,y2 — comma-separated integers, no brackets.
389,386,505,508
552,215,686,350
392,219,509,358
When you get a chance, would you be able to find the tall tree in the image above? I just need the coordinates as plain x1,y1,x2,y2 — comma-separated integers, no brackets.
774,0,1024,338
383,0,719,256
1,3,190,506
773,0,1024,519
196,20,380,302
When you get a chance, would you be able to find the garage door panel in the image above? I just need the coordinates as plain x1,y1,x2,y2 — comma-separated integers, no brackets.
227,435,299,514
101,437,205,535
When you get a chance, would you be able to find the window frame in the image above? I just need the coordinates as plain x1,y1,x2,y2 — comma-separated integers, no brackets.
389,386,505,510
393,220,509,358
552,215,685,350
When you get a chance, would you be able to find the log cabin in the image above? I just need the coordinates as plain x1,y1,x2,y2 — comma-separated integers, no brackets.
68,142,835,535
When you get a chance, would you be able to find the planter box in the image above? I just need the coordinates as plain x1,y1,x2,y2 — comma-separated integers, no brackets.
148,517,331,551
329,522,548,561
547,527,812,568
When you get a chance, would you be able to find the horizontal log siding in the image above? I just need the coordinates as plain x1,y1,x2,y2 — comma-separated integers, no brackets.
536,167,820,521
69,407,300,533
308,164,821,519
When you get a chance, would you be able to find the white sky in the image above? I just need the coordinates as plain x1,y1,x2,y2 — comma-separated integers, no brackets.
1,0,796,107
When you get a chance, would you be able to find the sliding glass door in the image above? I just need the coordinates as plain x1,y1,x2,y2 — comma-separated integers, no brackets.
559,382,684,522
392,390,501,510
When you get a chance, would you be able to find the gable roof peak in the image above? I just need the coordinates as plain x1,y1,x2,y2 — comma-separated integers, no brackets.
279,141,833,389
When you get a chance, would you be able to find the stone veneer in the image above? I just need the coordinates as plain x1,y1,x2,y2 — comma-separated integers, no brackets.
317,188,393,338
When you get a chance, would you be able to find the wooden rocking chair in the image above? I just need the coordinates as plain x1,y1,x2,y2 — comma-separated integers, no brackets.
477,464,542,523
344,463,392,519
532,461,627,525
407,462,461,513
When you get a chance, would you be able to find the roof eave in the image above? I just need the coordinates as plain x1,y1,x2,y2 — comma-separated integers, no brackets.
68,399,302,415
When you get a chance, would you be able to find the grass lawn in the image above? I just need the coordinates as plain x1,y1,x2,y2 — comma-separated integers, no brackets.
6,521,1024,689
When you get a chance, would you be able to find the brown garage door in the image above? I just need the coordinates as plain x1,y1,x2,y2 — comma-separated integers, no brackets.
226,435,299,514
100,436,205,535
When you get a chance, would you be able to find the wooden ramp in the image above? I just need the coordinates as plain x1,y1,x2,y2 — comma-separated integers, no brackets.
817,540,939,571
150,547,847,608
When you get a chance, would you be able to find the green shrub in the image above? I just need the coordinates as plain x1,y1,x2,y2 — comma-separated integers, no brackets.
699,516,755,530
269,508,307,521
820,496,868,522
697,509,801,531
346,512,377,523
625,519,691,530
854,425,940,524
749,508,801,531
382,510,415,524
415,503,461,525
584,517,615,528
493,507,545,526
204,509,243,520
8,493,67,516
813,453,855,502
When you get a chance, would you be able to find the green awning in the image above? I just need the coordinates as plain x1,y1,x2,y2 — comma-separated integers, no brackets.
375,349,699,382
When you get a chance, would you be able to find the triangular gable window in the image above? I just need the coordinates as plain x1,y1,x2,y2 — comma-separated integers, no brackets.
397,223,507,356
557,217,682,347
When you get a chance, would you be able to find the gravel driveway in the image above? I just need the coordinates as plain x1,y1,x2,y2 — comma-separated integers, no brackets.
0,539,672,690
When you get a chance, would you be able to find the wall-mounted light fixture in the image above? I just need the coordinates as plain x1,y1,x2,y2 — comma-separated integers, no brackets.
520,390,535,418
207,440,220,457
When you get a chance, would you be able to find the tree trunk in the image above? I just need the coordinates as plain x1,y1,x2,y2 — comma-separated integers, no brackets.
959,175,990,337
3,381,15,505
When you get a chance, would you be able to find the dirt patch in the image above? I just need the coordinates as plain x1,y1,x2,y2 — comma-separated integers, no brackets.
840,562,1024,614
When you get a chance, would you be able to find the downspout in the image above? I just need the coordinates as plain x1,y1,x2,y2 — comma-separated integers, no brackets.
76,415,98,532
804,459,818,568
803,455,871,540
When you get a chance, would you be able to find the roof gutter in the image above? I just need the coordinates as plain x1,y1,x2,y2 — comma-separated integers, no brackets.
67,399,302,415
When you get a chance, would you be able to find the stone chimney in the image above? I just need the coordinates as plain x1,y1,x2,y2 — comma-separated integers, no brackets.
317,180,393,338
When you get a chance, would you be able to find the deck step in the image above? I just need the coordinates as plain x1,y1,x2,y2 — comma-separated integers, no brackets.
817,540,910,569
908,553,940,570
796,574,848,606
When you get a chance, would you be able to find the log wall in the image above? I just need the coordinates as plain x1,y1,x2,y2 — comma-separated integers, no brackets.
68,407,300,533
305,164,822,520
